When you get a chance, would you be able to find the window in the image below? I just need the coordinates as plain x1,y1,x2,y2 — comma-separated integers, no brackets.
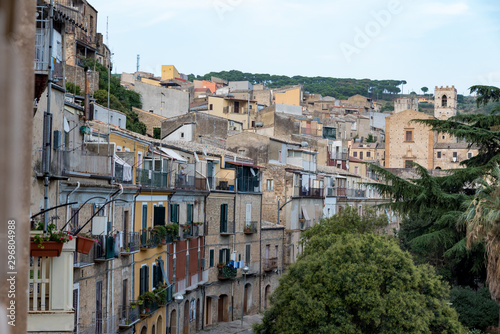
405,130,413,142
353,152,357,157
170,203,179,223
366,151,371,158
278,150,282,163
404,160,413,168
220,204,228,233
181,132,184,138
360,151,364,160
266,179,274,191
354,166,359,175
442,95,447,107
437,151,442,158
139,265,149,295
467,152,473,159
209,249,214,267
245,244,251,265
238,149,246,156
152,264,162,289
186,204,193,224
153,206,166,226
209,104,213,110
219,248,230,264
94,204,106,217
453,152,458,158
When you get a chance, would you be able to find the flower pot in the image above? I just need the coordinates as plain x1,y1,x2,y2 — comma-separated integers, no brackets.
30,240,63,257
76,236,95,254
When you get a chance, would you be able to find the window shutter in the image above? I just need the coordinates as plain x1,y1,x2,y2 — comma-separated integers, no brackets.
219,249,223,264
220,204,227,233
145,266,149,292
210,249,214,267
225,249,230,263
187,204,193,224
140,267,145,295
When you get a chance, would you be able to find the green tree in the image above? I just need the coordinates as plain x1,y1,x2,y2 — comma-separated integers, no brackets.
66,82,82,96
255,233,465,334
449,286,499,332
421,87,429,95
366,133,376,143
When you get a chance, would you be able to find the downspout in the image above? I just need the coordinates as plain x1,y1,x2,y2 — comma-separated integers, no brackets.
65,182,80,231
43,0,55,232
258,186,263,311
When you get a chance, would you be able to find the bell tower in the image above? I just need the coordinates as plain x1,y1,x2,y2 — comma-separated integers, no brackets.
434,85,457,120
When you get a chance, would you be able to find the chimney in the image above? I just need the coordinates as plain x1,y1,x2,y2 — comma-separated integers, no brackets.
84,66,90,120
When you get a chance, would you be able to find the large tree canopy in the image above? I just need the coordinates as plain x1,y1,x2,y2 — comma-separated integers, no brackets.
255,232,464,334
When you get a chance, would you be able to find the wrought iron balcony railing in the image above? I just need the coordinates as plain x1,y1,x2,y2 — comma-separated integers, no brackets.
264,257,278,271
217,264,237,280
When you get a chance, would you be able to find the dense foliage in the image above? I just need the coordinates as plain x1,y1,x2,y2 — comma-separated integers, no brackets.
256,226,464,333
188,70,405,100
450,286,499,331
68,59,147,135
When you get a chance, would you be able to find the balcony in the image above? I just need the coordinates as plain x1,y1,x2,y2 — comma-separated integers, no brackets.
213,177,235,191
156,284,174,306
238,175,261,193
244,221,258,234
28,239,75,332
134,298,160,317
115,163,133,184
136,168,171,189
218,264,237,280
346,189,366,198
175,175,208,191
220,221,235,236
120,232,140,255
118,304,140,328
94,235,115,262
293,186,323,198
264,257,278,272
140,230,161,250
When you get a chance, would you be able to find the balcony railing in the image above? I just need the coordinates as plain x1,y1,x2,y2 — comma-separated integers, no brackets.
175,175,208,191
120,232,140,254
293,186,323,198
118,304,140,328
136,168,171,189
238,176,261,193
220,221,235,236
140,230,161,250
213,177,235,191
156,284,174,306
346,189,366,198
115,164,133,184
137,300,159,317
264,257,278,271
94,235,115,261
218,264,237,280
244,221,258,234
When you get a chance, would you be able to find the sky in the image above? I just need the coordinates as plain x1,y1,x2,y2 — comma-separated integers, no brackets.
91,0,500,96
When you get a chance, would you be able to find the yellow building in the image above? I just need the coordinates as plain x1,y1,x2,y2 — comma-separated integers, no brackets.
207,96,258,129
274,86,302,106
161,65,180,81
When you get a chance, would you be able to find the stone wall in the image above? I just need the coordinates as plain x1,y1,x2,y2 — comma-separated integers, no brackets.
65,64,99,94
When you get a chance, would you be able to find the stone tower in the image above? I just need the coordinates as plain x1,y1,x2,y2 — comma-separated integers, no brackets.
434,86,457,119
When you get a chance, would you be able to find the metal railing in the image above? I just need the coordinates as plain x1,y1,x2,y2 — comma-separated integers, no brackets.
346,189,366,198
175,175,207,191
213,177,235,191
115,164,133,184
293,186,323,198
118,304,140,328
139,230,161,249
155,284,174,306
264,257,278,271
220,221,235,235
120,232,140,253
244,221,258,234
329,152,349,160
94,235,115,261
136,168,171,189
238,176,261,193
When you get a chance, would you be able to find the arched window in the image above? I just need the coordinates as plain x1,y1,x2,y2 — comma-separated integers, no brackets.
442,95,447,107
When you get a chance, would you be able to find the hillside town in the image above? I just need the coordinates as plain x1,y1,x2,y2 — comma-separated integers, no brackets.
5,1,486,334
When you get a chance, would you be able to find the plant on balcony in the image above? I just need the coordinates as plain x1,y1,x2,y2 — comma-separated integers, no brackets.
244,223,253,233
75,232,98,254
181,224,191,238
217,262,225,269
31,222,73,257
138,291,159,313
165,223,179,239
194,221,204,226
153,225,168,244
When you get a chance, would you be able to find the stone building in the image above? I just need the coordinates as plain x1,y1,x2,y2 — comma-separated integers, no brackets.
434,85,457,120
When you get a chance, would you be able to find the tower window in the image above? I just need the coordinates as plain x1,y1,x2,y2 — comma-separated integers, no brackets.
405,130,413,142
442,95,448,107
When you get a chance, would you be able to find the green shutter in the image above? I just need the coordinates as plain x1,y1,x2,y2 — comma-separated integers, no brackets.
220,204,227,233
210,249,214,267
170,204,179,223
142,205,147,229
187,204,193,224
145,266,149,292
219,249,223,264
140,267,145,295
226,249,230,263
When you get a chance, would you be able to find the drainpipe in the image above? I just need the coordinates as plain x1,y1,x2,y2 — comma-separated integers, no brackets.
43,0,55,232
258,190,263,311
65,182,80,231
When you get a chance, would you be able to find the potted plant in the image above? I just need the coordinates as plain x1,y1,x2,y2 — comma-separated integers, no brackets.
31,222,73,257
139,291,158,313
75,232,97,255
182,225,191,238
217,262,225,269
154,225,168,244
244,223,253,234
165,223,179,240
130,302,137,309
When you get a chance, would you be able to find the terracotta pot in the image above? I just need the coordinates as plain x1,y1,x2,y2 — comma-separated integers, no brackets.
30,240,63,257
76,236,95,254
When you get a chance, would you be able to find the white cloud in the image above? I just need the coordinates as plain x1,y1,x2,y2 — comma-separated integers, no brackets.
423,2,469,15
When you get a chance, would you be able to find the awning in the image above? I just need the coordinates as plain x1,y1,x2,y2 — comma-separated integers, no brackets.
158,147,187,162
225,160,264,169
301,205,310,221
63,116,70,133
114,155,132,181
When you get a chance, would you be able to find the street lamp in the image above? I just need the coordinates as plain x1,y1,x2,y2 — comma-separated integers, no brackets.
241,266,249,327
174,294,184,334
